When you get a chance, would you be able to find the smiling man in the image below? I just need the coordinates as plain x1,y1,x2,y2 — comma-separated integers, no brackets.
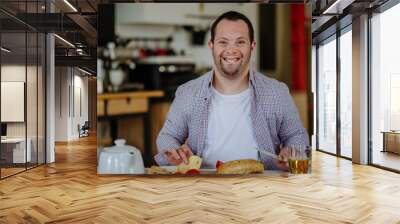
155,11,309,170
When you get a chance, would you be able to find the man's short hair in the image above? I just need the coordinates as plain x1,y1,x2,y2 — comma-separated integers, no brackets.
210,11,254,43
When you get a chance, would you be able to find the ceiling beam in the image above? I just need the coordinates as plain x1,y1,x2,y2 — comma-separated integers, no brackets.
322,0,356,14
67,13,97,40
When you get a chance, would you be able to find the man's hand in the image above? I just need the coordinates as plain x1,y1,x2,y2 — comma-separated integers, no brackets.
164,144,194,165
276,147,290,171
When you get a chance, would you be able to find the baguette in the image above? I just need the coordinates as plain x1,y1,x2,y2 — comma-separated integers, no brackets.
216,159,264,174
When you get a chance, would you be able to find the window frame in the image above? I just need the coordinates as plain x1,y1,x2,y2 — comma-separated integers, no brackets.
314,22,353,161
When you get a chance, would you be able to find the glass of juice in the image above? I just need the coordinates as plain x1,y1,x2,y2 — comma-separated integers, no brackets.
287,146,312,174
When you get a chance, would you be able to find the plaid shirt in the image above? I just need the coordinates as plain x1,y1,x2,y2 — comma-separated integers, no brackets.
155,69,309,169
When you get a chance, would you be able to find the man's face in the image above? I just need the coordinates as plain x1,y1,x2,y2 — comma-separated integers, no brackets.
209,19,256,79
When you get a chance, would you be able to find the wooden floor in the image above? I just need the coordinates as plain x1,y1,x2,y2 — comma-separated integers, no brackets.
0,167,26,178
1,163,46,178
1,135,400,223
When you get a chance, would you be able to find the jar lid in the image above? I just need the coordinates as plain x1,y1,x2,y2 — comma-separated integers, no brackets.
105,138,138,153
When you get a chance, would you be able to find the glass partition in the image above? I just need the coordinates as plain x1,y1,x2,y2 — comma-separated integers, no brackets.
0,1,46,179
1,31,28,178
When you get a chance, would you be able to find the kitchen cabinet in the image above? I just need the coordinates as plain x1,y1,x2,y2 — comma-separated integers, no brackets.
97,98,148,116
97,91,165,166
115,3,257,26
116,3,198,26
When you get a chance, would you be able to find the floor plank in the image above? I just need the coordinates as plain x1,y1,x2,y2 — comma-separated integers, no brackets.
0,135,400,223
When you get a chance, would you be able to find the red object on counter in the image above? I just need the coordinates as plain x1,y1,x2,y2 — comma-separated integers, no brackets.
155,48,168,56
186,169,200,174
139,48,147,58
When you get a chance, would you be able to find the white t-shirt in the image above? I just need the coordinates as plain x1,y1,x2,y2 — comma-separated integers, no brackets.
202,87,259,168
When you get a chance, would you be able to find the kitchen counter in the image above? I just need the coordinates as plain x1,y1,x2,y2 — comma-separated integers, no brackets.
97,90,164,101
97,90,164,116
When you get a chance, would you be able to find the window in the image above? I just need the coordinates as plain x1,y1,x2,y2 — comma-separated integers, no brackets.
315,25,353,159
317,36,337,154
371,2,400,171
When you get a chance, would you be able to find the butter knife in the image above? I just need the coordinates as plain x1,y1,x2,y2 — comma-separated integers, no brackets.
255,148,279,159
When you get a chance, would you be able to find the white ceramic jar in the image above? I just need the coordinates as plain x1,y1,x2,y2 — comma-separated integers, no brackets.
98,139,145,174
109,68,125,92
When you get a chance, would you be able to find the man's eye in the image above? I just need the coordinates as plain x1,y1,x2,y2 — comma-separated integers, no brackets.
218,41,227,45
237,41,246,44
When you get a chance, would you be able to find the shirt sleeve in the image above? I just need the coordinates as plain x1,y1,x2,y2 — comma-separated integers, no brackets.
155,86,189,165
278,83,310,148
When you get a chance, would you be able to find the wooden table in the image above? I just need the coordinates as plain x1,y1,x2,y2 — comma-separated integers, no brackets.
97,91,164,166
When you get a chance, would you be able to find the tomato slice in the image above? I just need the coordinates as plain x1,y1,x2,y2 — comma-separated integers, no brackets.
216,160,223,169
186,169,200,174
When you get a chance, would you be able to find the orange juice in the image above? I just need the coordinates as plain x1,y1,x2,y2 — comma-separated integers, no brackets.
288,159,310,174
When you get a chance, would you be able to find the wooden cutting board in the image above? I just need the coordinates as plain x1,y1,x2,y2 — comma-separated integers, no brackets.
98,169,292,178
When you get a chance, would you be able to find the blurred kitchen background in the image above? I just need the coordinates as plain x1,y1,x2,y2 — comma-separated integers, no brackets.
97,3,311,166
